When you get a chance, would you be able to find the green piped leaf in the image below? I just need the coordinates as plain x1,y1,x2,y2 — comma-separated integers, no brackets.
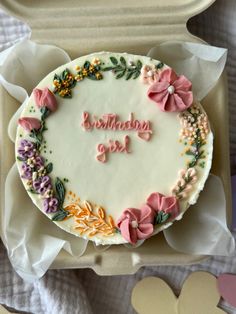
83,61,90,70
45,162,53,174
17,156,25,162
116,71,125,79
155,62,164,69
185,149,195,156
40,107,50,121
110,56,118,65
133,71,140,79
120,56,126,66
136,60,142,70
52,210,68,221
102,66,114,71
55,177,65,206
28,188,39,194
188,160,197,168
87,74,98,80
62,69,69,80
155,211,171,224
54,73,61,81
126,71,134,80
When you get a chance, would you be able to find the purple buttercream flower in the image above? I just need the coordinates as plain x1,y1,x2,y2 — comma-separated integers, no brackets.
17,139,36,159
33,175,52,194
43,197,59,213
34,156,44,170
21,162,32,179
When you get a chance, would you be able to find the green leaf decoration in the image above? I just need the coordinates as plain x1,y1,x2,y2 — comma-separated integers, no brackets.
136,60,142,70
36,132,43,143
199,161,205,168
52,210,68,221
133,71,140,79
63,93,72,99
17,156,25,162
54,73,61,81
110,56,118,65
95,65,101,71
28,188,39,194
116,71,125,79
126,71,134,80
120,56,126,66
45,162,53,174
35,142,41,150
114,65,123,72
102,66,114,71
70,80,77,88
188,160,197,168
198,151,205,159
87,74,98,80
40,107,50,121
155,211,171,224
62,69,69,80
29,129,43,145
83,61,91,70
185,149,195,156
55,177,65,206
155,62,164,69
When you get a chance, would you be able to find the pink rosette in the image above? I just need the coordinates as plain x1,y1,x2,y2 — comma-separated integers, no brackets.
33,87,58,112
146,192,179,218
147,68,193,112
117,205,155,244
18,117,41,132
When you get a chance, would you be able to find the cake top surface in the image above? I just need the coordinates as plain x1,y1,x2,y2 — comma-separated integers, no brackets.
15,52,213,245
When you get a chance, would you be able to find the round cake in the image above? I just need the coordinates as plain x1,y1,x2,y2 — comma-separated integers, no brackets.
15,52,213,245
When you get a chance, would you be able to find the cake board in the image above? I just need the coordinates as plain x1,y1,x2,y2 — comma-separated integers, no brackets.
0,0,232,275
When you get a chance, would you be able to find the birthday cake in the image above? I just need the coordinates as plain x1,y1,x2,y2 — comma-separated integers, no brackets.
15,52,213,245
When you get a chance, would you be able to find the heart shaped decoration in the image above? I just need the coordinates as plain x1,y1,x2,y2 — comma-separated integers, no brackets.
132,272,226,314
217,274,236,308
137,131,152,141
96,152,106,163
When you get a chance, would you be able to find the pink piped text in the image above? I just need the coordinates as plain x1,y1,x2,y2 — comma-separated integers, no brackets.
81,112,152,141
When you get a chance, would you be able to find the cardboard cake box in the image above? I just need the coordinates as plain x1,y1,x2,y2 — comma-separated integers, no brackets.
0,0,232,274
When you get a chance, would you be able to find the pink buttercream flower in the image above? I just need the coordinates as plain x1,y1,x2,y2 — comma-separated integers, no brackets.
18,117,41,132
146,192,179,218
33,87,58,112
117,205,155,244
141,65,159,85
147,68,193,112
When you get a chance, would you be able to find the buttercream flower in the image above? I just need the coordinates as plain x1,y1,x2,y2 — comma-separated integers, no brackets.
117,205,155,244
18,117,41,132
27,156,36,168
141,65,159,85
43,197,58,213
147,68,193,112
21,162,32,179
33,175,52,194
147,192,179,219
33,87,58,112
92,58,101,66
17,139,36,159
34,156,45,170
37,166,47,177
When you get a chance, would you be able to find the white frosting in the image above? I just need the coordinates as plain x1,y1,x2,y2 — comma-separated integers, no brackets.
15,52,213,245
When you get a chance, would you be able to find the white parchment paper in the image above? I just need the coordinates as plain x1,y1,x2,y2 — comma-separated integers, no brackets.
0,39,234,281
